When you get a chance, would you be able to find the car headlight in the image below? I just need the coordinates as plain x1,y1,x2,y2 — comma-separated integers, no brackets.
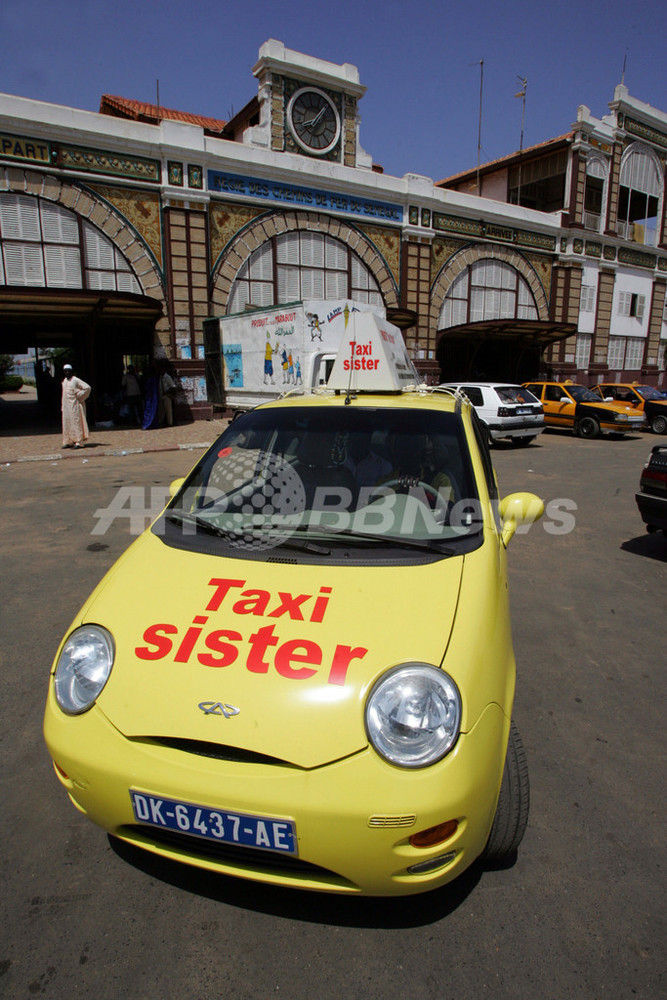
615,412,629,421
53,625,114,715
365,663,461,768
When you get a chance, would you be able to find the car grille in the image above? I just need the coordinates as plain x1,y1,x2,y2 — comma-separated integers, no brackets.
120,824,354,887
136,736,297,768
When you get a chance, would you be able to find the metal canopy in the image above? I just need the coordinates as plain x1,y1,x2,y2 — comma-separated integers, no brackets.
0,287,163,351
437,318,577,346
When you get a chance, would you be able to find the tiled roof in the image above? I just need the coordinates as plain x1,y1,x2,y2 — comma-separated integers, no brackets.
99,95,227,134
437,132,574,187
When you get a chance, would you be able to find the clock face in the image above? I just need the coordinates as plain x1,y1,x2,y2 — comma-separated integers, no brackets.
287,87,341,155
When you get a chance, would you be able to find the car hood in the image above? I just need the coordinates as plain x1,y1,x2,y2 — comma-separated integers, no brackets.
582,400,642,417
82,530,466,768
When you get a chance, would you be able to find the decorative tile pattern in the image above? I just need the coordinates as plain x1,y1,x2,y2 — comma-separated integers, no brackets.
168,162,183,186
188,164,203,189
433,213,483,237
87,184,163,268
59,144,160,182
357,222,401,288
624,117,667,150
618,247,657,269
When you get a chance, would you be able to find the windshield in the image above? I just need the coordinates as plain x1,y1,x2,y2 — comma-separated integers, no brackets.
160,405,482,561
637,386,666,401
567,385,599,402
496,386,539,404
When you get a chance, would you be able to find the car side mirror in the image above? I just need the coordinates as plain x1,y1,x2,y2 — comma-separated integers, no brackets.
604,397,613,402
499,492,545,546
169,477,186,497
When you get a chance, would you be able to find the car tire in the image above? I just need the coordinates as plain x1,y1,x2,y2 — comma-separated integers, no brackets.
480,721,530,863
575,416,599,439
650,414,667,434
511,436,536,447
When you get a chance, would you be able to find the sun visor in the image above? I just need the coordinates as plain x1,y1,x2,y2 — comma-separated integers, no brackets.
326,312,421,392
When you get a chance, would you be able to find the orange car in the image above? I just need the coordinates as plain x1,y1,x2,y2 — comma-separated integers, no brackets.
522,381,645,438
592,383,667,435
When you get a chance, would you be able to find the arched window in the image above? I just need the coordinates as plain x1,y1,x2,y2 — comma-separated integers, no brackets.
618,145,663,246
0,193,140,292
439,260,538,328
228,230,384,313
584,156,608,232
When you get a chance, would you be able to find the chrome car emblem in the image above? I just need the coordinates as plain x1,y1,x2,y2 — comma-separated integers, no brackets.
198,701,240,718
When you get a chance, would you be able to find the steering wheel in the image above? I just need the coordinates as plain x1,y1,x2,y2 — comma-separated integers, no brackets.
382,477,451,523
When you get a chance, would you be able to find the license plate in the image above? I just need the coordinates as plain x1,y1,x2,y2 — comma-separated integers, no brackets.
130,790,298,855
516,406,532,414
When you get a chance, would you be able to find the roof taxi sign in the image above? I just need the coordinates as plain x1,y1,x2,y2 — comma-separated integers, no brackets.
326,311,421,392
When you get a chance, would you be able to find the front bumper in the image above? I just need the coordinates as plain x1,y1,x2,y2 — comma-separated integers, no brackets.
44,693,509,896
600,417,645,435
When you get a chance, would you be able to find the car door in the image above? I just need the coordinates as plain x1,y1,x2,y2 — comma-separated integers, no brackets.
542,384,576,428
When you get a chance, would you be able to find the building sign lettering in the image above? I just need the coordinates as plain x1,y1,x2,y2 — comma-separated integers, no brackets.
1,133,51,164
208,170,402,223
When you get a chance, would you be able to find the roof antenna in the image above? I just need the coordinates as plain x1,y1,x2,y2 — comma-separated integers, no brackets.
514,76,527,205
621,50,628,85
477,59,484,196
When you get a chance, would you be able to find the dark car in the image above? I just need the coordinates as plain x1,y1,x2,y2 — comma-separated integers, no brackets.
593,383,667,435
635,444,667,537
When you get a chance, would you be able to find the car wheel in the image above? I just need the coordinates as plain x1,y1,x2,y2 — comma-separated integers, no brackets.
480,721,530,863
576,416,599,439
650,414,667,434
511,436,536,447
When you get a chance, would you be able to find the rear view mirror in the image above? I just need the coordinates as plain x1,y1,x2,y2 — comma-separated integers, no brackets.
499,492,544,546
169,477,185,498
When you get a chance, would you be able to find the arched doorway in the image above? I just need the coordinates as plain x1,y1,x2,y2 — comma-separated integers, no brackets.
0,178,166,424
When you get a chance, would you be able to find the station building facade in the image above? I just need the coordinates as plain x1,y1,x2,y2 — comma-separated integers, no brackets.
0,39,665,421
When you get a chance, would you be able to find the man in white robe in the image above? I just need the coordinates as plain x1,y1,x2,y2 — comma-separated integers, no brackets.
61,364,91,448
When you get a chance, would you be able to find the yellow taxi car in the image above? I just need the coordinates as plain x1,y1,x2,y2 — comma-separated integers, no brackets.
522,380,645,438
44,313,543,896
591,383,667,435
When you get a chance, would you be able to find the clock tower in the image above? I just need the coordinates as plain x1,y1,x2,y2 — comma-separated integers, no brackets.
248,39,372,168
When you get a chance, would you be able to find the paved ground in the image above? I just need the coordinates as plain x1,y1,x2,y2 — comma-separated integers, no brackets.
1,430,664,1000
0,385,229,464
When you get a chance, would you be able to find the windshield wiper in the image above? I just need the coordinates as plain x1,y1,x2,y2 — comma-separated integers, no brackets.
165,511,241,540
286,522,459,554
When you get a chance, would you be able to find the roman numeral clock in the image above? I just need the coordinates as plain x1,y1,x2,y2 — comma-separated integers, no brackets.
286,86,342,158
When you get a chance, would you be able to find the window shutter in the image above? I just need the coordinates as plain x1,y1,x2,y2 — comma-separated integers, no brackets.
3,243,45,285
276,232,299,265
0,194,41,240
83,223,115,269
44,245,82,287
40,202,79,244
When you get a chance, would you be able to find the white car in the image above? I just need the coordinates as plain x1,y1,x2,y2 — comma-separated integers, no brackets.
439,383,544,447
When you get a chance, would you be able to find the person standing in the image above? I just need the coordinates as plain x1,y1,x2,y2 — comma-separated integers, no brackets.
61,364,91,448
121,364,143,425
158,363,176,427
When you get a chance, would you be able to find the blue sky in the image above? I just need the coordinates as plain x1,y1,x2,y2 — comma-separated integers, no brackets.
1,0,665,181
